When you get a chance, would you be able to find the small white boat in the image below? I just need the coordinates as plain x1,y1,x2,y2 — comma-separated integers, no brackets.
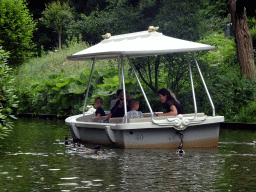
66,28,224,149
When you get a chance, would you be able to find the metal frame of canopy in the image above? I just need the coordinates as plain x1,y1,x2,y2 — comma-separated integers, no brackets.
67,29,216,122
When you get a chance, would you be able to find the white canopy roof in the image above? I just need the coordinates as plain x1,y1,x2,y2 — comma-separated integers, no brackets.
67,30,215,61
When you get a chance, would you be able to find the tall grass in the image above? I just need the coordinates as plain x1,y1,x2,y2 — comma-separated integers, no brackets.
14,41,119,85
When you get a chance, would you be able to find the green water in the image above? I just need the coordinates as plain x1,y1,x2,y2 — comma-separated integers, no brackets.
0,119,256,191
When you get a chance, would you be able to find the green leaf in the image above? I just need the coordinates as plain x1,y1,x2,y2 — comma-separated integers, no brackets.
52,87,60,91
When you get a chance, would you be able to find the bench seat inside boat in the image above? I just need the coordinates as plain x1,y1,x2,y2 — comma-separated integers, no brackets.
109,117,123,123
90,116,106,122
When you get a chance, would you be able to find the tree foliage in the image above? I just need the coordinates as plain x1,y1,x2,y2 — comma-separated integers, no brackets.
0,47,18,139
0,0,36,67
195,34,256,120
11,0,256,123
40,1,73,49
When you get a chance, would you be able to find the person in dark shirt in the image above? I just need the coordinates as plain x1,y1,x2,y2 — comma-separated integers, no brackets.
94,97,105,117
157,88,183,116
110,89,123,110
104,91,130,120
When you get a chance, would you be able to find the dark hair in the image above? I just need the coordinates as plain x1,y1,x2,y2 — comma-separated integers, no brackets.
118,91,130,100
116,89,123,97
158,88,170,97
95,97,103,103
158,88,179,102
128,98,138,109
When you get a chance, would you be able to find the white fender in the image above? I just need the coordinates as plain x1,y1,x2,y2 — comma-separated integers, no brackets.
105,126,115,143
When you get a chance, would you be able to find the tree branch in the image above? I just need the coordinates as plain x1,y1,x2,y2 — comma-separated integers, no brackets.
134,64,158,93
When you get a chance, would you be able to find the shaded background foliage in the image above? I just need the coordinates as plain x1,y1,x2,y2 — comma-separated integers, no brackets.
0,0,256,135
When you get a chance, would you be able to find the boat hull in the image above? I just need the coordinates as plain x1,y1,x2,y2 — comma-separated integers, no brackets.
66,113,222,149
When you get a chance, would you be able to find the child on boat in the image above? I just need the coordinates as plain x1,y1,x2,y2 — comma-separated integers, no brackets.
94,97,106,117
122,98,143,122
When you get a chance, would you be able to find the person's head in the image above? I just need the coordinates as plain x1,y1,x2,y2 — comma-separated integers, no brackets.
116,89,123,99
158,88,174,103
94,97,103,108
118,91,130,104
128,98,139,110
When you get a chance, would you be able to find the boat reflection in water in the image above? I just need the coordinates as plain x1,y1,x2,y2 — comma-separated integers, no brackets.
65,27,224,149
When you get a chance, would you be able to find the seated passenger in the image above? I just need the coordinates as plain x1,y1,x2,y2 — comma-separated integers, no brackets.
94,97,106,117
122,98,143,122
157,88,183,116
105,91,130,120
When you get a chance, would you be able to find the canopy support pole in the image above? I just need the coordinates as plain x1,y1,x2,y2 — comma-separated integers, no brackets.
82,58,96,115
118,55,122,89
187,53,197,118
127,56,154,120
121,55,128,123
192,53,215,116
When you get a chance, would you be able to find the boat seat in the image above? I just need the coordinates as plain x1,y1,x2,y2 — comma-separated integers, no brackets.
129,117,151,123
90,116,106,123
109,117,123,124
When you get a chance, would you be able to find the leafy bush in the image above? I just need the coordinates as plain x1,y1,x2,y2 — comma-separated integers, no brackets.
211,72,256,121
16,70,91,115
194,33,256,121
233,100,256,123
0,47,18,139
0,0,36,67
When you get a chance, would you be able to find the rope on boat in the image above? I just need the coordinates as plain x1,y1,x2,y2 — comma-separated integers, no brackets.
176,131,185,155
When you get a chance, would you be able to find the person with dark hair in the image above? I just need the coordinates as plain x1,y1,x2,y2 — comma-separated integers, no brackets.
122,98,143,122
157,88,183,116
94,97,105,117
110,89,123,110
104,91,131,120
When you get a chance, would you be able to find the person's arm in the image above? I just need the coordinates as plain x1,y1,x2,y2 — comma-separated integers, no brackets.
104,112,112,120
157,105,178,116
96,113,101,117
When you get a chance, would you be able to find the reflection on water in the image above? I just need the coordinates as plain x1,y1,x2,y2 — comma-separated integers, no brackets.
0,119,256,191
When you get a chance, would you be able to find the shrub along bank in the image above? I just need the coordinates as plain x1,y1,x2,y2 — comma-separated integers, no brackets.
0,47,18,139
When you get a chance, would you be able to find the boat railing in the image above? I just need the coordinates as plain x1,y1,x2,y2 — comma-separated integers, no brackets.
129,113,205,123
86,112,206,124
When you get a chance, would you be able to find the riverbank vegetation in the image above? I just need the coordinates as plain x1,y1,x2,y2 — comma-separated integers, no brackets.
1,0,256,139
0,47,18,139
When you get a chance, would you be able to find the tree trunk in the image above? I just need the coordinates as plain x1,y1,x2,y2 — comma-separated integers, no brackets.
55,26,62,50
58,26,62,50
229,0,255,80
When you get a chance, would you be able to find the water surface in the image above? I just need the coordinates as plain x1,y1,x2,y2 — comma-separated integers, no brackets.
0,119,256,191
